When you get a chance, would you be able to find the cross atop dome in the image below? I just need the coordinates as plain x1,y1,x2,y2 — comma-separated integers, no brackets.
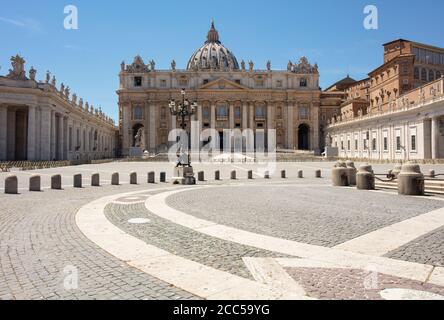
206,20,220,43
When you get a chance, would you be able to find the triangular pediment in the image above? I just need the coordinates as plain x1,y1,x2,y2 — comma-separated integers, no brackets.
199,78,248,90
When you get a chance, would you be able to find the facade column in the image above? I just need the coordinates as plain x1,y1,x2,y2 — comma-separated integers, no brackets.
229,103,235,129
431,117,439,159
249,103,254,130
312,104,320,154
149,104,157,152
211,102,216,129
7,109,16,160
242,102,248,130
0,106,7,161
123,105,131,153
40,107,51,161
287,104,294,149
27,105,36,161
197,104,202,133
267,102,274,130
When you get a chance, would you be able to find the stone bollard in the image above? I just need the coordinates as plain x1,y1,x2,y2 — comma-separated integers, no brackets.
148,172,155,184
5,175,18,194
356,165,375,190
29,175,41,192
281,170,286,179
51,174,62,190
215,170,220,180
248,170,253,179
130,172,137,185
264,171,270,179
198,171,205,181
231,170,236,180
332,161,349,187
315,170,322,178
392,164,402,179
398,163,425,196
111,172,119,185
429,170,436,178
298,170,304,179
160,172,166,183
73,174,82,188
345,161,357,186
91,173,100,187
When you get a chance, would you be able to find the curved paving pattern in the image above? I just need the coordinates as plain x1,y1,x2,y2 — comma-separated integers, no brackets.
166,185,444,247
0,185,197,300
105,202,293,280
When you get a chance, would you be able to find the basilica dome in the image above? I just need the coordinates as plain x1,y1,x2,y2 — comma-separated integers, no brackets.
187,22,240,71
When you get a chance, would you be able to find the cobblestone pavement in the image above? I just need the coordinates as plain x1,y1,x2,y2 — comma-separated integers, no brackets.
2,161,444,300
166,184,444,247
386,226,444,267
285,267,444,300
105,201,292,280
0,184,197,300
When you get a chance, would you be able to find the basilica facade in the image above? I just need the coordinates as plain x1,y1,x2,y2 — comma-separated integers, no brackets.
117,22,324,156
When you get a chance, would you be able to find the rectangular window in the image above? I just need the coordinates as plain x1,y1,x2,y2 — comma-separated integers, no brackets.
234,107,241,119
383,131,388,151
276,80,283,88
372,132,377,151
355,139,358,150
298,106,309,120
235,79,241,85
300,78,307,87
410,127,417,151
203,107,210,119
134,76,142,87
347,140,351,151
160,79,167,88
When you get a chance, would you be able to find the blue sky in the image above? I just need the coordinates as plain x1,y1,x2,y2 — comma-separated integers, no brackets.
1,0,443,121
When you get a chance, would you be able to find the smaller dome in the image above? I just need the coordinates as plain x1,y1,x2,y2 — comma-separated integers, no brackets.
187,22,239,71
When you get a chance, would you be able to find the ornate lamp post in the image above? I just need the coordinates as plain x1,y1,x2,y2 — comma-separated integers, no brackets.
169,88,198,130
169,89,198,184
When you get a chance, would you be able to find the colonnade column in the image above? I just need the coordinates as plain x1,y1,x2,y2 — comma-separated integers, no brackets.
27,105,36,161
50,111,56,160
57,114,65,160
0,106,7,160
432,117,439,159
40,107,51,161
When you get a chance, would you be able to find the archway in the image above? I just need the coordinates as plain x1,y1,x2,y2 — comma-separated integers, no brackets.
298,124,310,150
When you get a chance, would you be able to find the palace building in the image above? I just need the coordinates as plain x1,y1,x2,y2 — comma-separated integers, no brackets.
117,22,325,156
0,55,117,161
326,39,444,161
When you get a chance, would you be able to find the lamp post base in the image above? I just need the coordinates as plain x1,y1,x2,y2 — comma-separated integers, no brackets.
172,166,196,185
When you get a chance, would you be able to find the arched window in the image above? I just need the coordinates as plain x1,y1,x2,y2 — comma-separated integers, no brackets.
217,105,227,118
429,70,435,81
133,105,143,120
414,67,420,80
421,68,427,81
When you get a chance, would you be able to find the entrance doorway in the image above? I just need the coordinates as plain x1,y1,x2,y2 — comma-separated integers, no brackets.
298,124,310,150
